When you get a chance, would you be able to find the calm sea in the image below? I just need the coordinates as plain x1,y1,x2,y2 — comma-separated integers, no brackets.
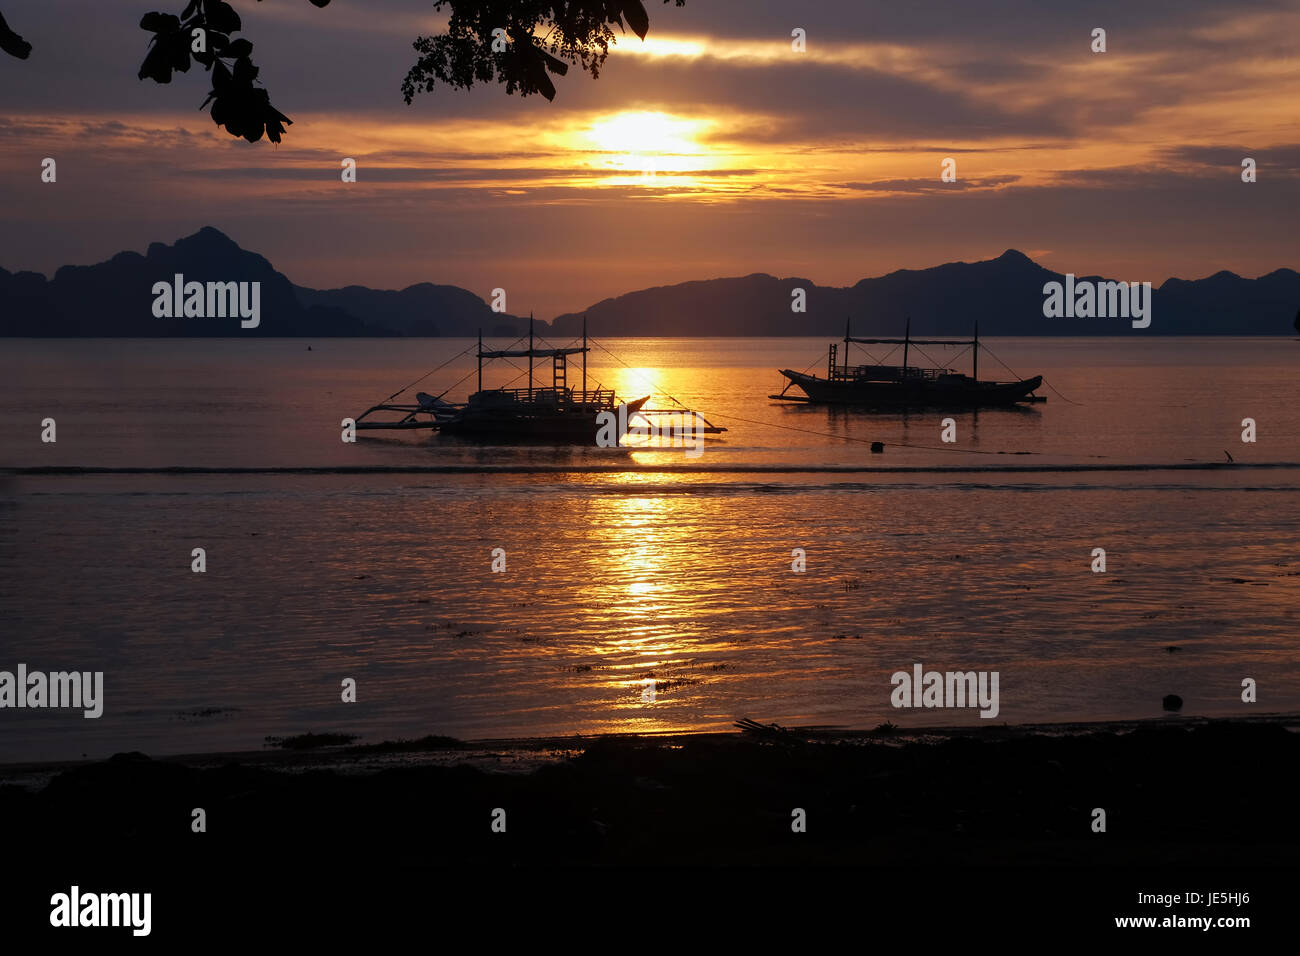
1,337,1298,761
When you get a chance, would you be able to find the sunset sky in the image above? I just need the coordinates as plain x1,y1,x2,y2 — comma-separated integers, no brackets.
2,0,1298,317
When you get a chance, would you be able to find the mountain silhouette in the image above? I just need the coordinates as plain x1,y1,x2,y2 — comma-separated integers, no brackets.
2,227,379,336
296,282,529,337
0,227,531,337
550,249,1299,336
2,230,1295,336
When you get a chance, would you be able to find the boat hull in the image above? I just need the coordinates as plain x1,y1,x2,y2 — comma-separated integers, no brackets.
779,370,1042,408
436,396,650,444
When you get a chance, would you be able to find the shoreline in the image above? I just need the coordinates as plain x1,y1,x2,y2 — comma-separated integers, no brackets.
4,709,1296,790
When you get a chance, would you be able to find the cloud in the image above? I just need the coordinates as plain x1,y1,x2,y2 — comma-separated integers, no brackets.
839,175,1021,194
0,0,1296,317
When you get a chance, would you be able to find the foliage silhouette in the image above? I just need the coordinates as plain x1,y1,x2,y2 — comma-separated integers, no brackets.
0,9,31,59
138,1,293,143
403,1,687,104
0,0,686,143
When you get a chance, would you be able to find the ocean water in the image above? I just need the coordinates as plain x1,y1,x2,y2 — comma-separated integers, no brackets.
1,337,1298,761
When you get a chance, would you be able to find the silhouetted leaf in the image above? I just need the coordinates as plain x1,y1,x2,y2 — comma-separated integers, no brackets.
263,99,292,142
208,90,233,127
140,12,180,33
136,9,197,82
233,55,258,84
206,1,241,34
0,11,32,60
138,32,191,82
212,58,232,89
536,44,569,77
521,47,557,101
225,38,253,58
622,0,649,40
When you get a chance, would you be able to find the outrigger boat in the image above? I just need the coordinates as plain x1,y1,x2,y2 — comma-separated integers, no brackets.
354,318,726,445
773,320,1043,408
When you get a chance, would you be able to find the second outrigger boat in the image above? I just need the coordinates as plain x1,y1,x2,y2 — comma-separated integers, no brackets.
774,320,1043,408
354,318,725,445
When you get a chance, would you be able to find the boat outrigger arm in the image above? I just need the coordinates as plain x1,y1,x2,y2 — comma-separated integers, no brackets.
352,317,726,443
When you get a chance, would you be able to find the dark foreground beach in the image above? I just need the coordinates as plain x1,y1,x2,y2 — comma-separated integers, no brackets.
4,715,1297,867
2,715,1297,939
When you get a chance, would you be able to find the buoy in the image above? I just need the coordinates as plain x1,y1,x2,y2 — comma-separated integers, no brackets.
1162,694,1183,711
870,441,884,453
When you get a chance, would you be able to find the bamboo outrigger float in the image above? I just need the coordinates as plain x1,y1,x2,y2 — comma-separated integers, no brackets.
354,318,726,445
773,319,1043,408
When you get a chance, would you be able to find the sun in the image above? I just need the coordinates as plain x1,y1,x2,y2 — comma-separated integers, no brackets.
616,366,659,400
583,110,708,175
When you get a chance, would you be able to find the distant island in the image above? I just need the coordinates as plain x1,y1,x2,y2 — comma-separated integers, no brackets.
2,227,1296,336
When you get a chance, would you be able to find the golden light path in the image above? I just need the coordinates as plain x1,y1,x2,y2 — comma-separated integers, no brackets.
559,359,733,732
584,492,686,733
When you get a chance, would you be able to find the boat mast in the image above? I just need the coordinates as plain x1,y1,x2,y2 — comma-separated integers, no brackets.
477,329,482,393
844,317,850,375
528,313,534,401
903,317,910,372
582,315,587,402
973,321,979,383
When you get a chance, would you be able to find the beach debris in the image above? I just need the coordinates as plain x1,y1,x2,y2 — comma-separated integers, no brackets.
264,732,358,750
870,441,884,453
734,717,793,738
351,734,465,754
1162,694,1184,711
108,751,151,764
174,706,239,722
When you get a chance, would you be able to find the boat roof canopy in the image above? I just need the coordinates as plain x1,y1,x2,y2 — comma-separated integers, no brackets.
478,346,590,359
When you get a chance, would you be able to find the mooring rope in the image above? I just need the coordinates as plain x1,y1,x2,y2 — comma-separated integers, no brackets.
977,341,1083,406
383,340,494,403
